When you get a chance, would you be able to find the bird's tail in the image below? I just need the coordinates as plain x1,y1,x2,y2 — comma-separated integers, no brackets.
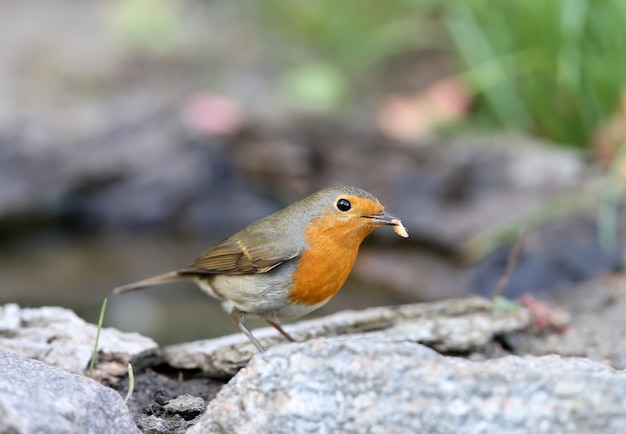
113,271,181,294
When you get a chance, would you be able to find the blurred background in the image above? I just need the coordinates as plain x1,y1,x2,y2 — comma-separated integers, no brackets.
1,0,626,345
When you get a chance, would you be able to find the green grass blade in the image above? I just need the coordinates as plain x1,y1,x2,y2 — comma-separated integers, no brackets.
88,298,108,378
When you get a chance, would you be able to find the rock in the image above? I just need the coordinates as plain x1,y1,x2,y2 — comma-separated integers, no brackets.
0,303,159,378
0,111,278,235
137,415,174,434
138,415,187,434
386,136,588,247
0,349,140,434
519,280,626,370
0,302,20,330
163,297,531,378
164,394,206,419
189,338,626,434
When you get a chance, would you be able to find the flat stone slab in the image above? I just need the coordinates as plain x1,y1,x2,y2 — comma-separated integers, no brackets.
163,296,530,378
189,338,626,434
0,303,159,377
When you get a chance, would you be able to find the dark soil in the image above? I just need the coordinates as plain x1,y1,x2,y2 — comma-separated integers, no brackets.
109,364,225,434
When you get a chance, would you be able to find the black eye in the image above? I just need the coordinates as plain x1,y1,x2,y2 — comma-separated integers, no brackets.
336,198,351,212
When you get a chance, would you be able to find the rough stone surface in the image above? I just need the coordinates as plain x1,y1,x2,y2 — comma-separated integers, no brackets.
164,394,207,418
163,297,531,378
0,349,140,434
0,303,159,377
138,415,175,434
189,338,626,434
521,280,626,370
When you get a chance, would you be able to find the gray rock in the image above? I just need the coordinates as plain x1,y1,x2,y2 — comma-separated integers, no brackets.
188,338,626,434
0,349,140,434
519,281,626,370
138,415,184,434
163,297,531,378
164,394,207,418
0,303,158,378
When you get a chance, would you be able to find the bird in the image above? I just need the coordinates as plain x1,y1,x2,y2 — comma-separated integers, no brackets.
113,186,408,352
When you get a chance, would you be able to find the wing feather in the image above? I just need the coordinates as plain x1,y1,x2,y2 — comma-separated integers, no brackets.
179,238,297,276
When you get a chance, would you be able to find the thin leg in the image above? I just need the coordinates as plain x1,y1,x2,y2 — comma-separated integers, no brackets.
265,319,297,342
230,307,266,352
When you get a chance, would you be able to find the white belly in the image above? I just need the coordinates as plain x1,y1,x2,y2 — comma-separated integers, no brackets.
192,264,330,321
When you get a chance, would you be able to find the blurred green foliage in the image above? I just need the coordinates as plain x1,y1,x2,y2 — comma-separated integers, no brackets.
108,0,626,147
248,0,434,111
445,0,626,147
250,0,626,147
251,1,431,71
109,0,183,56
281,62,348,112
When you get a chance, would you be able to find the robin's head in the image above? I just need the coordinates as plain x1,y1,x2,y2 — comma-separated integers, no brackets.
302,187,404,244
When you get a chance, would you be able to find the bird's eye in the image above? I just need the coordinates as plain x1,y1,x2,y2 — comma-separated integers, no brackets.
336,198,351,212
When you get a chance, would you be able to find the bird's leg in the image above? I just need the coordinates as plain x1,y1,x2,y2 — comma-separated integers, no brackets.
265,319,297,342
230,307,266,352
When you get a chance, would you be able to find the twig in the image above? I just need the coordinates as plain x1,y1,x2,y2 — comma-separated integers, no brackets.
491,233,525,299
598,141,626,251
461,180,606,262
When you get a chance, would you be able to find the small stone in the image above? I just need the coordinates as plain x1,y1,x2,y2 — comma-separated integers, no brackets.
137,415,170,434
164,394,207,418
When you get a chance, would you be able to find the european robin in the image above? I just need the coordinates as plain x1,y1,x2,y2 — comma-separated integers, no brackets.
113,186,408,352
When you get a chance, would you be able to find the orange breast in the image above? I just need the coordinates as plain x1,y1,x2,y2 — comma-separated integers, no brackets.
288,213,376,306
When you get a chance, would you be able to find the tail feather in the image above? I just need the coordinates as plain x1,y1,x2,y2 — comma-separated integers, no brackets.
113,271,182,294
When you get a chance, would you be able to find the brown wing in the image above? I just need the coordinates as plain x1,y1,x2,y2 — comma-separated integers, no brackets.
178,238,297,276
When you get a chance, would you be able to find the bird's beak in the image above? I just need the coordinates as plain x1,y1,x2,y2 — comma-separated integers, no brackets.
363,211,409,237
362,210,401,226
